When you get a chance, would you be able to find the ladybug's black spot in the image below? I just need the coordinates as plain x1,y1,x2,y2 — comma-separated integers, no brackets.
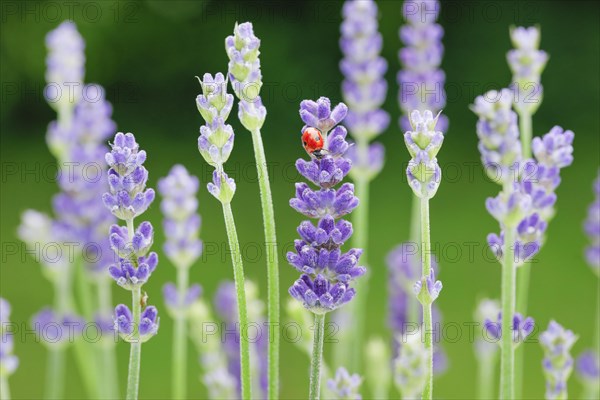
303,141,307,146
313,134,321,142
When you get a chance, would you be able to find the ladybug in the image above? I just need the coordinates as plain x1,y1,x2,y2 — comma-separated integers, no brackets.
302,127,326,159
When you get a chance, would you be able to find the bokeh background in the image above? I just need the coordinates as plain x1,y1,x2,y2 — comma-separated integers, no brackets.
1,0,599,398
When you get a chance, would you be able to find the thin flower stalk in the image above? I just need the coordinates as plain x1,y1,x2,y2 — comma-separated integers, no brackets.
402,110,445,399
484,185,533,399
290,97,365,400
398,0,447,329
225,23,279,398
159,165,203,399
285,300,332,399
335,0,389,371
196,72,252,399
507,26,548,397
103,132,160,400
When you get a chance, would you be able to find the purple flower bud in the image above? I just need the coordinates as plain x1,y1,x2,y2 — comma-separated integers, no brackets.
488,213,547,266
289,274,356,314
296,216,353,250
44,21,85,110
484,312,535,345
290,182,359,219
406,150,442,199
114,304,133,335
414,269,442,304
471,89,522,184
300,97,348,134
139,306,159,339
346,142,385,183
327,367,363,400
31,308,85,346
287,244,365,283
163,283,202,312
486,185,532,227
108,252,158,290
540,321,578,399
238,97,267,131
207,170,236,204
532,126,574,169
576,350,599,383
295,156,351,189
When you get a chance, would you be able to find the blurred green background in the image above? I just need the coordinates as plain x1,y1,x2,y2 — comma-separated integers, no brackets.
1,0,599,398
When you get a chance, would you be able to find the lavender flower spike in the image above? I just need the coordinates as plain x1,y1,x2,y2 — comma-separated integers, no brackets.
399,0,447,132
226,22,266,131
159,164,203,398
289,98,364,314
103,132,159,399
290,97,363,400
340,0,389,181
507,26,548,115
539,321,578,400
44,21,85,115
196,68,252,398
336,1,388,370
471,89,522,184
159,165,203,270
225,23,280,398
327,367,363,400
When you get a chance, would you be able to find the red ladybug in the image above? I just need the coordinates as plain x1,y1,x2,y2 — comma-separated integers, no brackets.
302,127,326,159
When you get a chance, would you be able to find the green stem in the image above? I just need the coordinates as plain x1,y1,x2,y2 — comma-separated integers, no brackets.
500,227,516,400
596,281,600,352
250,128,280,399
309,313,326,400
515,110,532,399
125,219,142,400
98,278,119,399
420,197,433,400
0,374,9,400
221,202,252,400
408,194,421,325
126,287,142,400
514,263,530,398
477,352,499,400
75,260,95,320
44,347,65,400
44,261,76,400
350,175,369,372
518,111,532,161
172,267,189,399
